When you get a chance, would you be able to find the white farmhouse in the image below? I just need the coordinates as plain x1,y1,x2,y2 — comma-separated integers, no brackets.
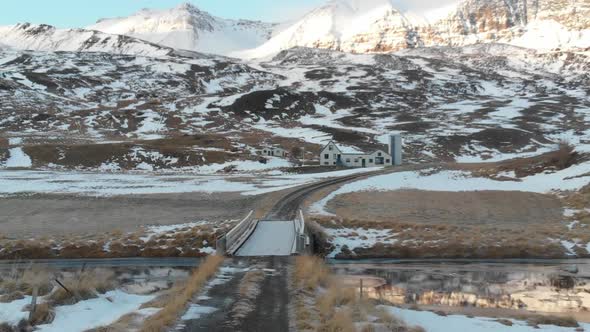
320,141,392,167
319,135,402,168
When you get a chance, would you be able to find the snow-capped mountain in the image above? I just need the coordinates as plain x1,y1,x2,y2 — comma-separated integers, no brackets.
240,0,590,58
0,23,175,57
88,2,277,56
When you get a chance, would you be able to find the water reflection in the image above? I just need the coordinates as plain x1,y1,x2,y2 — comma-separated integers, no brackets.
331,261,590,313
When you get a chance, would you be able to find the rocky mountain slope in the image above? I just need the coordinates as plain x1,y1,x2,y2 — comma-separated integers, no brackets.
0,23,175,57
1,43,588,171
88,3,277,55
241,0,590,58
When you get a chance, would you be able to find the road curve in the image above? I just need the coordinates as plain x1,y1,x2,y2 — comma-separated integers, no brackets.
265,168,388,220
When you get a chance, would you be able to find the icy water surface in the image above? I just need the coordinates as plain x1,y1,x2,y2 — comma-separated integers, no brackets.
331,259,590,315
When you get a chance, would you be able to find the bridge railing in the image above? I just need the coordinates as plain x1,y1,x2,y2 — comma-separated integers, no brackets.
216,210,257,256
291,210,309,255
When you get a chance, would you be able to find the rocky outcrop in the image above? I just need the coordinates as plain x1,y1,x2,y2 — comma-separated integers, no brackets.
246,0,590,57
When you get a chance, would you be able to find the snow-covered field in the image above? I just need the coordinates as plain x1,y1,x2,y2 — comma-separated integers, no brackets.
0,290,155,331
325,227,397,258
36,291,155,332
0,167,375,197
383,306,590,332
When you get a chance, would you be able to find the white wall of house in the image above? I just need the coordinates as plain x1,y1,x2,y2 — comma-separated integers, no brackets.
320,141,343,166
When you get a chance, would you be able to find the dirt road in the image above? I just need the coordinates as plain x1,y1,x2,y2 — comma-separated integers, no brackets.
181,257,290,332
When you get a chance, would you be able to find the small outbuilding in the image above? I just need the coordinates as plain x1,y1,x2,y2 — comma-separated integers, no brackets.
261,146,288,158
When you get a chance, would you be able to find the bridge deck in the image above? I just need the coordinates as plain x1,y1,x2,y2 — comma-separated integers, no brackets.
235,221,295,257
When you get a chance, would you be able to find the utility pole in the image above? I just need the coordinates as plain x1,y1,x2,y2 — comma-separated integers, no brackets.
301,146,305,167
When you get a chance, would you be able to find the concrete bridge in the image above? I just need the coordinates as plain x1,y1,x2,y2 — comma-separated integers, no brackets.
215,168,389,257
216,210,309,257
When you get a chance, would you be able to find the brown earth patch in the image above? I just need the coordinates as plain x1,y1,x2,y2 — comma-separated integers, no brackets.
0,191,261,238
325,190,563,227
312,187,582,259
22,134,242,170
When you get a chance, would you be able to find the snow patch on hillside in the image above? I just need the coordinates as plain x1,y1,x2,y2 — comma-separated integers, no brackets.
3,148,32,168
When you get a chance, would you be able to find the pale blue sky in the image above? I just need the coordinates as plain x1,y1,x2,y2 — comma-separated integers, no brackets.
0,0,325,28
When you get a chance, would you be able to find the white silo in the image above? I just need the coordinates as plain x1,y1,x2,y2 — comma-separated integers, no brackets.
389,134,402,166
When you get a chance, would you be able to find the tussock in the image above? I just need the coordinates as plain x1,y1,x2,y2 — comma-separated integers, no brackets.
48,269,116,305
30,302,56,326
295,256,330,290
139,255,224,332
0,291,24,303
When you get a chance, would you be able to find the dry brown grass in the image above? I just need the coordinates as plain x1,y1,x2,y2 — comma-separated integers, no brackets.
0,266,54,297
0,291,24,303
317,308,356,332
295,256,330,291
313,215,574,259
140,255,224,332
48,269,115,305
0,222,222,260
29,302,56,326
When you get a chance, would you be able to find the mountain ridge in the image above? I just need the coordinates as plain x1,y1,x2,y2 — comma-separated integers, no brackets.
87,2,278,55
239,0,590,58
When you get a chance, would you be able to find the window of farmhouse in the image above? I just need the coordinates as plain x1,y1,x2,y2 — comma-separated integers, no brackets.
324,154,329,159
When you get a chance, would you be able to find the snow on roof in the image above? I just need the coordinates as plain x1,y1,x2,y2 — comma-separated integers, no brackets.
338,144,364,154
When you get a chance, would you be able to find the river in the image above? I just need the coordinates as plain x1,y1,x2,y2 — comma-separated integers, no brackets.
329,259,590,322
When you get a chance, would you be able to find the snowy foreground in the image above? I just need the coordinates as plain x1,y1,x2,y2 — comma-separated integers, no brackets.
383,307,590,332
0,291,156,332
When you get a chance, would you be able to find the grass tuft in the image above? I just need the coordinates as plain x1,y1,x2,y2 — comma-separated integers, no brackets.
48,269,116,306
295,256,330,291
30,302,56,326
139,255,224,332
